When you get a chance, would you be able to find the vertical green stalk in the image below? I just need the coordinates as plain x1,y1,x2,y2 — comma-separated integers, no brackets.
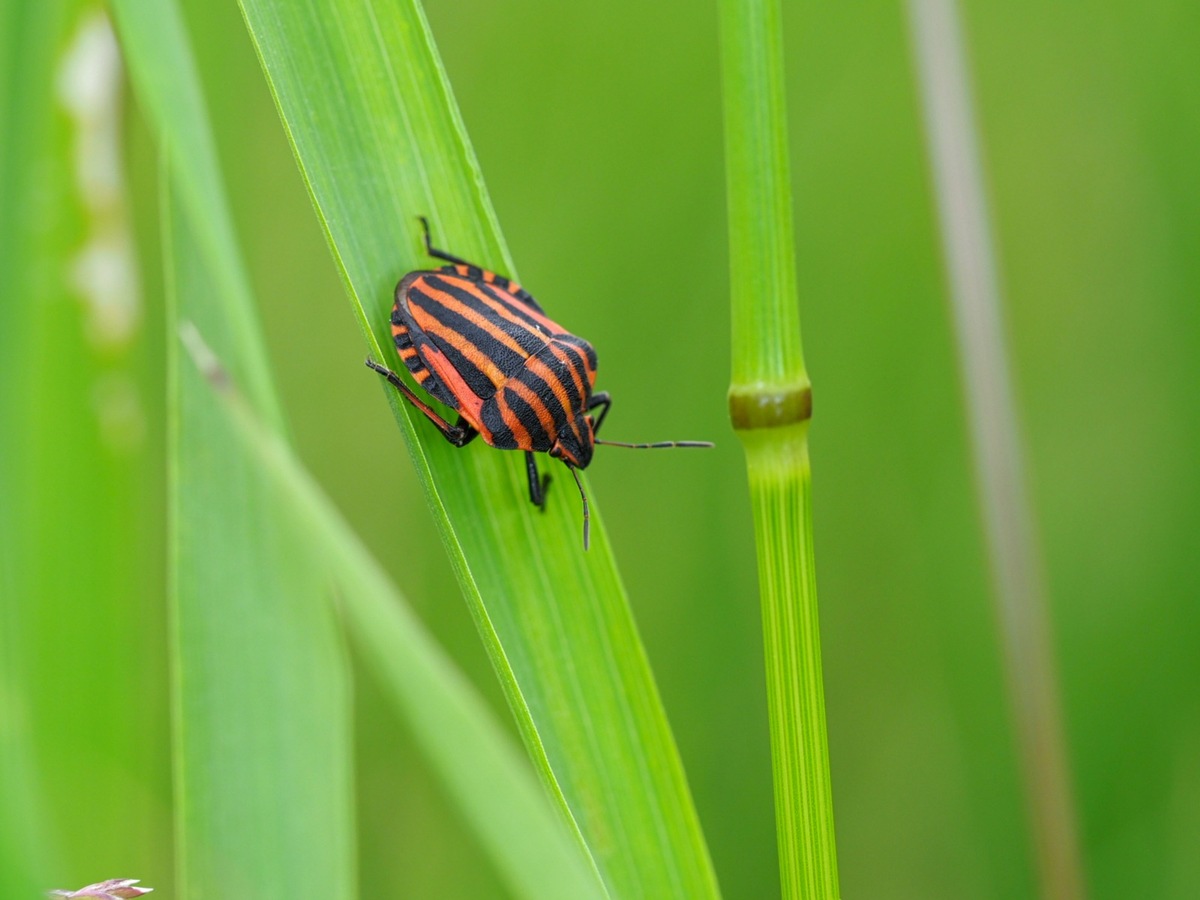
718,1,838,898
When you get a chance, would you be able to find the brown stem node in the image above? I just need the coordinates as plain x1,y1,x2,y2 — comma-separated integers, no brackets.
728,382,812,431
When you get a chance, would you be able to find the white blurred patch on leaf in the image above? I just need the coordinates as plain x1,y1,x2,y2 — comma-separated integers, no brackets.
57,11,141,351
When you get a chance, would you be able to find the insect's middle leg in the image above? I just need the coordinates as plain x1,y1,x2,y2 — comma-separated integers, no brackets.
525,451,552,511
367,358,479,448
587,392,612,435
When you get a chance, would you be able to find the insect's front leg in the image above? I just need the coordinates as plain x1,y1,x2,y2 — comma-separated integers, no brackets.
587,392,612,435
525,451,552,511
446,417,480,448
367,358,479,447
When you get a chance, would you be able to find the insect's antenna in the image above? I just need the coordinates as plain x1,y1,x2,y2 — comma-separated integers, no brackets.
569,465,590,551
595,439,715,450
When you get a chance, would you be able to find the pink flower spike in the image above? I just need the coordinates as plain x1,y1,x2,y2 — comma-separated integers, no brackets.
48,878,153,899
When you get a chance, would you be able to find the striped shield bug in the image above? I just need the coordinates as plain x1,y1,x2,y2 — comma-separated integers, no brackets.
367,217,712,549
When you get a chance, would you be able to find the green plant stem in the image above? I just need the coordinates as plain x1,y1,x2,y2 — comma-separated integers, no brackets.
742,425,837,899
719,0,840,897
719,0,804,391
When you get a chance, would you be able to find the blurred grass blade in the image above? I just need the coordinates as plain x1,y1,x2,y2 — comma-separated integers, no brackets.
162,162,356,900
1,0,168,891
109,0,357,893
0,1,73,890
235,1,721,895
109,0,278,424
718,0,839,897
180,323,607,900
906,1,1087,897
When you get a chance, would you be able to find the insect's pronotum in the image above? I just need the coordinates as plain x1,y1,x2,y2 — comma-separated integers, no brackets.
368,217,712,549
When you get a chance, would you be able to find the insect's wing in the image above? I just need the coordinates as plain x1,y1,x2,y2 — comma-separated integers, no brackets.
491,276,548,316
398,270,568,425
390,298,458,409
433,262,549,316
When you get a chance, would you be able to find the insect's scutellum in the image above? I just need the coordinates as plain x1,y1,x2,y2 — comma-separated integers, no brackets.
369,217,712,549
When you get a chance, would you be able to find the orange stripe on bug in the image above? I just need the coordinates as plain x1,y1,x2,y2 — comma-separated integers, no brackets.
415,279,534,360
410,307,508,390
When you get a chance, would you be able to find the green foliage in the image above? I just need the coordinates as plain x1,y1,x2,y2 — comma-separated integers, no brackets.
906,1,1086,896
234,0,721,896
121,0,610,894
180,323,605,900
111,0,357,893
4,0,1200,898
163,187,356,898
0,0,168,892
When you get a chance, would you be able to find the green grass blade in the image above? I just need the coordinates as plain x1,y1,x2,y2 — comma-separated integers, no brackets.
162,171,356,900
234,1,720,895
0,2,74,889
719,0,839,897
1,1,168,891
109,0,357,893
179,323,607,900
109,0,279,424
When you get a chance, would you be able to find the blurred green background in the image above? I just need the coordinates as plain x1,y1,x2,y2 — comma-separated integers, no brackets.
6,0,1199,897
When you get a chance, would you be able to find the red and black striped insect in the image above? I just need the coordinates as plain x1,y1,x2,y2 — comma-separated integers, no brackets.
367,217,712,549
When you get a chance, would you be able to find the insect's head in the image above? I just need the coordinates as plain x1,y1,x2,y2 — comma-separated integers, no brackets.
548,413,595,470
550,412,714,552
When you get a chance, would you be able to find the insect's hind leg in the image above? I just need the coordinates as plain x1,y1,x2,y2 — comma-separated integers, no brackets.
367,358,478,448
418,216,488,270
525,451,552,511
